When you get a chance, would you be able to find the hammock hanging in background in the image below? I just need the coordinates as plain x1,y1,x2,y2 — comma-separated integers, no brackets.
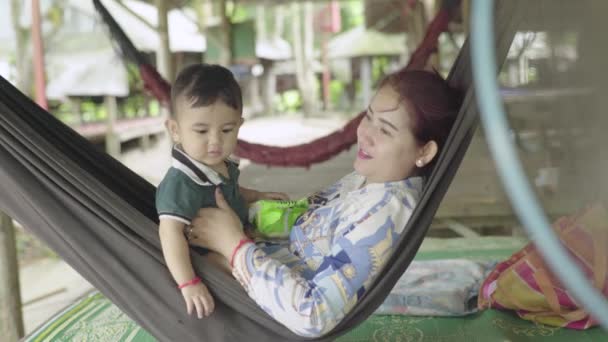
92,0,460,167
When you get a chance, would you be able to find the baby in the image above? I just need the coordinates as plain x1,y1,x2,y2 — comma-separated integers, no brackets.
156,64,286,319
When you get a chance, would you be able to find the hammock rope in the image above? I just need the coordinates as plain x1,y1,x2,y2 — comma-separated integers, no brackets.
92,0,460,167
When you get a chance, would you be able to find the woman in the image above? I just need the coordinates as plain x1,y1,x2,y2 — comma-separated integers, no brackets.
188,70,462,337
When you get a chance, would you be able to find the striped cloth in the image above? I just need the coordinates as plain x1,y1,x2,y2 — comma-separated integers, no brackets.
478,204,608,329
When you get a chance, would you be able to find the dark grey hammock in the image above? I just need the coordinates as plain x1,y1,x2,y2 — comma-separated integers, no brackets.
0,3,519,341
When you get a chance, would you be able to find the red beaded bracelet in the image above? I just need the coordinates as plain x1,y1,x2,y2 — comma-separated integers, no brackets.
177,276,201,289
230,238,253,268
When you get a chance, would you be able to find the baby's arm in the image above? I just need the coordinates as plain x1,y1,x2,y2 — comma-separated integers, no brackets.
159,219,197,284
159,219,214,318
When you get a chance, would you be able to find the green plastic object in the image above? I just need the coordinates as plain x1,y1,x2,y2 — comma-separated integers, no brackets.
249,199,309,238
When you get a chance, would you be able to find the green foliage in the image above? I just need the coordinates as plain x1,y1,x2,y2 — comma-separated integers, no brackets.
339,1,364,33
149,100,160,116
372,57,390,84
122,95,147,119
45,2,64,27
329,80,345,108
80,100,99,122
229,3,254,23
126,63,144,94
53,101,78,124
276,90,302,113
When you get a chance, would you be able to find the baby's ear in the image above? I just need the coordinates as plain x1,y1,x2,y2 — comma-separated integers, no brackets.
165,119,180,143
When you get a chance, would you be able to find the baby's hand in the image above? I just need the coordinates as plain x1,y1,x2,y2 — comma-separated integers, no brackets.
258,191,290,201
181,282,214,318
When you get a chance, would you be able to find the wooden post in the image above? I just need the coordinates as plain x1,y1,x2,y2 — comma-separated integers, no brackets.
461,0,470,34
10,0,28,93
292,2,316,116
360,56,372,107
321,32,330,110
256,5,266,42
156,0,172,81
156,0,173,122
219,0,232,67
140,133,150,151
68,97,82,125
0,212,24,341
261,61,276,116
249,76,262,114
31,0,48,110
105,96,120,157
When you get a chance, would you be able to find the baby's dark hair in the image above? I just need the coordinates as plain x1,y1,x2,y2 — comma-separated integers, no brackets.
170,63,242,117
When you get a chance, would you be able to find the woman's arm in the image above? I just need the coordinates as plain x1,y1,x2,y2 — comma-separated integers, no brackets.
239,186,260,204
239,186,289,204
231,191,415,337
190,187,416,336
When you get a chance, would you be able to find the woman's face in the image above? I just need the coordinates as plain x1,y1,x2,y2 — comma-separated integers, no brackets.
354,85,422,183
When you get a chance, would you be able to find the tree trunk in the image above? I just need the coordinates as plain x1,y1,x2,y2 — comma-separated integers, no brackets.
260,5,285,116
292,3,304,101
105,96,120,157
10,0,28,93
256,5,266,41
11,0,64,96
261,60,275,115
219,0,232,66
302,2,316,115
360,56,372,108
156,0,173,81
31,0,48,110
274,4,285,39
0,213,24,341
403,1,428,65
292,2,316,116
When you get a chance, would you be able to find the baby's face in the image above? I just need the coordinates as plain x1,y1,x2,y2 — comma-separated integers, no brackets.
169,98,243,168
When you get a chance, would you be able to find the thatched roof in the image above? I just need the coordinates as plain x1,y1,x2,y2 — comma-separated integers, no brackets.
46,45,129,99
69,0,206,52
327,26,406,59
256,37,292,61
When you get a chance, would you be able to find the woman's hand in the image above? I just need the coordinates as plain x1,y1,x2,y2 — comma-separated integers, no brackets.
189,188,247,259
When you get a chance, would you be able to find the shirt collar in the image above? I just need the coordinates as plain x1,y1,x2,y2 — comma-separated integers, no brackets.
348,172,424,195
171,145,224,186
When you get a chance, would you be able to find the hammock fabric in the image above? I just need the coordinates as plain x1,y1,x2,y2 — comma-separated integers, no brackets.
0,2,519,342
93,0,459,168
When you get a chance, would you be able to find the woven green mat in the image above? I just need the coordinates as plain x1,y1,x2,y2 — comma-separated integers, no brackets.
24,237,608,341
337,311,606,342
25,292,155,342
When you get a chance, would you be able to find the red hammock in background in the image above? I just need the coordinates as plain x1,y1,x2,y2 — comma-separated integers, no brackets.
94,0,459,167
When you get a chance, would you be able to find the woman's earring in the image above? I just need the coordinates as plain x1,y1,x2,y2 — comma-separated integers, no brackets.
416,159,423,167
